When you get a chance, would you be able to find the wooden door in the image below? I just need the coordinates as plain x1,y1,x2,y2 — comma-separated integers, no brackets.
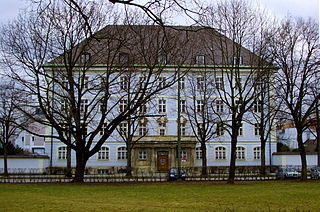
157,151,169,172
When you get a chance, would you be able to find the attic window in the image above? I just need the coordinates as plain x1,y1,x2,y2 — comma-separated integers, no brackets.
119,53,129,64
196,54,205,65
80,53,91,64
158,54,167,64
233,55,243,65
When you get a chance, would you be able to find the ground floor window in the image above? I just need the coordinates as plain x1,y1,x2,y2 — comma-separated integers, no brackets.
215,146,226,160
236,146,246,160
98,146,109,160
253,147,261,160
117,147,127,160
196,147,202,160
138,151,147,160
58,146,67,160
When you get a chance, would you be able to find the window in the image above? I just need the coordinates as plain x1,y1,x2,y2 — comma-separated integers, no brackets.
253,147,261,160
80,99,88,113
254,123,261,136
139,151,147,160
82,124,88,138
158,55,167,64
196,147,202,160
236,146,245,160
138,76,146,88
119,53,129,63
80,53,91,63
61,76,69,89
159,122,166,136
61,99,68,112
196,54,205,64
215,147,226,160
120,76,129,90
217,123,224,136
235,100,242,113
197,124,203,137
181,151,187,161
196,100,204,113
238,123,243,136
180,123,186,136
236,77,242,89
216,100,224,113
180,100,186,113
98,147,109,160
100,123,108,136
158,99,166,113
158,77,166,88
233,55,243,65
22,136,24,143
58,146,67,160
138,122,147,136
253,99,262,113
196,77,204,90
179,77,185,90
119,99,127,113
117,147,127,160
83,76,89,89
119,122,128,136
139,104,147,114
215,77,223,90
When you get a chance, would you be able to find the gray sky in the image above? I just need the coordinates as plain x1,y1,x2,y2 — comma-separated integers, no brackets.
0,0,319,24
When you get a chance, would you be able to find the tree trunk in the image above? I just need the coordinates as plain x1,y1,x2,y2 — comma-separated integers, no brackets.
66,146,72,177
228,134,237,184
126,147,132,177
297,130,307,180
201,142,207,176
260,139,266,175
72,151,88,183
3,142,8,176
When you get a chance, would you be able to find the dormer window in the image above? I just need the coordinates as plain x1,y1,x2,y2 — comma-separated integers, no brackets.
196,53,205,65
80,53,91,64
158,54,167,64
119,53,129,64
233,55,243,65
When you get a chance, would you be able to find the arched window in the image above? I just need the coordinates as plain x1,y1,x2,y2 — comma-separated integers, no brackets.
253,147,261,160
215,147,226,160
236,146,246,160
58,146,67,160
98,146,109,160
117,147,127,160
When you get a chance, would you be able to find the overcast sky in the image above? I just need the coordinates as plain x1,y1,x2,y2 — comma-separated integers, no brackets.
0,0,319,24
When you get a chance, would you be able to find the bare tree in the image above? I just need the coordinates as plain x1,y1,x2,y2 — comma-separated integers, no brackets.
200,0,273,184
0,80,29,176
268,17,320,180
0,1,188,182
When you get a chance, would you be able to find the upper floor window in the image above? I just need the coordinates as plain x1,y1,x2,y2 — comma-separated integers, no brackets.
61,76,69,89
98,147,109,160
238,123,243,136
139,104,147,114
180,123,186,136
138,122,148,136
196,53,205,65
119,76,129,90
100,123,108,136
217,123,225,136
119,122,128,136
80,99,88,113
119,99,127,113
233,55,243,65
158,77,166,89
158,99,166,113
180,100,186,113
236,146,246,160
58,146,67,160
254,123,261,136
196,77,204,90
253,99,262,113
158,122,166,136
179,77,185,90
158,54,167,64
215,77,224,90
196,100,204,113
216,100,224,113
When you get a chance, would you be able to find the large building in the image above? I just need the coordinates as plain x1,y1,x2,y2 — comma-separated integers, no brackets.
44,25,277,173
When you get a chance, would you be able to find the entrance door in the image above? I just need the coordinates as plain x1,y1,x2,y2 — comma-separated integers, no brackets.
157,151,169,172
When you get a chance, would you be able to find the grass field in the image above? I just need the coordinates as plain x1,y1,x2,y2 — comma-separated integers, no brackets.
0,181,319,212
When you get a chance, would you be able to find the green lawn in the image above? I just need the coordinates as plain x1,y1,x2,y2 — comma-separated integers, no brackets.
0,181,319,212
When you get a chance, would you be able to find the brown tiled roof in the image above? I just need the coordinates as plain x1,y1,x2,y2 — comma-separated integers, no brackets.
49,25,269,67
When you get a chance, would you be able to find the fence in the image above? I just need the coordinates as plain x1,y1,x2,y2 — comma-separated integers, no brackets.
0,166,279,183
